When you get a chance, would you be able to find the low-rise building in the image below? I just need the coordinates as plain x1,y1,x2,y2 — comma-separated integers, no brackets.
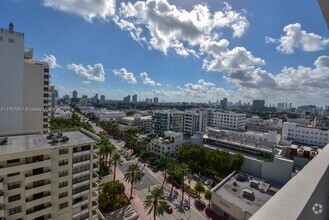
183,109,208,136
211,171,279,220
147,131,187,157
282,122,329,147
116,114,152,137
208,110,246,131
0,129,102,220
246,116,282,133
54,106,73,119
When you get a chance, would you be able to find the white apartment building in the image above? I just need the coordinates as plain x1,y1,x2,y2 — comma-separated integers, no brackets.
282,122,329,147
208,110,246,131
0,23,50,135
116,114,152,136
152,110,184,134
183,109,208,136
0,129,102,220
148,131,187,157
54,107,73,119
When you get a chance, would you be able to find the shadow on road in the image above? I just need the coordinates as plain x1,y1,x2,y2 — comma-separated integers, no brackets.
194,199,206,211
205,207,225,220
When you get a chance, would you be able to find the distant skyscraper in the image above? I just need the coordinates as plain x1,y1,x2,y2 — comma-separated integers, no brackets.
154,97,159,104
132,94,137,102
146,98,150,103
100,95,105,102
81,95,88,99
95,93,98,100
220,97,227,109
123,95,131,102
72,90,78,99
252,99,265,110
0,23,50,134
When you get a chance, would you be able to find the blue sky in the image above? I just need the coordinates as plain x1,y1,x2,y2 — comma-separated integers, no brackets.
1,0,328,106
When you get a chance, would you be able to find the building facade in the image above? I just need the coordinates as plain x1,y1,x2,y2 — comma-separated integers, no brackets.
183,109,208,136
152,110,184,134
282,122,329,147
0,23,50,135
208,110,246,131
246,116,282,133
0,129,102,220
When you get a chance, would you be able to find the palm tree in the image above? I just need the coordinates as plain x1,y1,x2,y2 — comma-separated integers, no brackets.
112,152,123,181
179,163,189,202
167,157,178,194
107,143,116,165
124,163,143,199
204,190,212,207
144,186,167,220
161,152,171,187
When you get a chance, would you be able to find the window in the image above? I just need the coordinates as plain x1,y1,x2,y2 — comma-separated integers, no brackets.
7,158,19,164
44,93,49,98
59,191,68,199
43,112,48,116
43,100,49,104
9,206,21,215
44,68,49,73
59,181,68,188
43,124,48,128
44,74,49,79
8,181,20,190
43,118,48,122
44,87,49,91
59,159,68,166
59,202,68,209
44,81,49,85
59,170,68,177
8,38,15,43
7,172,19,177
59,148,69,155
8,194,21,202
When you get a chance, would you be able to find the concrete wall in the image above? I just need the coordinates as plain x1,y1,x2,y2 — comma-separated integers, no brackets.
240,157,262,178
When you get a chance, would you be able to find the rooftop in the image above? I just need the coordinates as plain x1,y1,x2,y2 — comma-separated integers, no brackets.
213,172,278,215
0,129,99,154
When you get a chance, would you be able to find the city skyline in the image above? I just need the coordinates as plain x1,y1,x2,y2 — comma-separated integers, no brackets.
1,0,328,105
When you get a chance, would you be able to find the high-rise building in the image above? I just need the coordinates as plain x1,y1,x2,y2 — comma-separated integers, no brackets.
252,99,265,110
184,109,208,136
50,86,58,118
100,95,105,102
220,98,227,110
154,97,159,104
0,23,50,135
0,129,102,219
72,90,78,99
152,110,184,134
132,94,137,102
123,95,131,103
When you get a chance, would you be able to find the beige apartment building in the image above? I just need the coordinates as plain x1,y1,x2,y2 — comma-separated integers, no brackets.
0,129,102,220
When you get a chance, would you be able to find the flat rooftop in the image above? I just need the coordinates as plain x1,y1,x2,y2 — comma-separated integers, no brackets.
0,129,99,154
213,172,278,215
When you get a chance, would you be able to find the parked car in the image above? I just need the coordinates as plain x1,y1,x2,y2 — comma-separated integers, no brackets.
166,205,173,214
204,179,212,186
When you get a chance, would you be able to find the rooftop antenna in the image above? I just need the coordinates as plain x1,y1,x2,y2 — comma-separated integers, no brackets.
9,22,14,33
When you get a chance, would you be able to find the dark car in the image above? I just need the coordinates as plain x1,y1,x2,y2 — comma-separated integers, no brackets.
166,205,173,214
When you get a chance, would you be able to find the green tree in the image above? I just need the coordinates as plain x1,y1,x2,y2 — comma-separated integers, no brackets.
144,186,167,220
99,180,125,211
124,163,143,199
112,152,123,181
194,181,205,197
204,190,212,206
179,163,189,202
167,156,178,194
230,153,244,172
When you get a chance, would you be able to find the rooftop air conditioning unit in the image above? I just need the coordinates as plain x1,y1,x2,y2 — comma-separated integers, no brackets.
309,150,318,159
61,136,69,142
297,148,304,157
0,137,8,145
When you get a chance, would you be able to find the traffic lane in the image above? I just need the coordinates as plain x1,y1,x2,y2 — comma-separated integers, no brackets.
118,162,160,191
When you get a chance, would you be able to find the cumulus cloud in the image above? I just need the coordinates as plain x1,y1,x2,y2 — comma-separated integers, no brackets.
41,54,60,68
140,72,161,86
113,68,137,84
42,0,116,21
225,56,329,105
114,0,249,55
67,63,105,82
266,23,329,54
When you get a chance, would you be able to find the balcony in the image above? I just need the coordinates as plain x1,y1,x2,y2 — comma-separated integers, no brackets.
72,198,89,209
0,179,3,190
72,207,89,219
93,157,99,164
73,180,90,189
25,170,51,184
26,194,51,209
2,159,51,174
25,182,51,197
94,148,100,154
93,165,99,172
26,204,52,220
92,191,99,201
92,210,98,220
92,172,99,182
73,170,90,178
73,189,89,199
73,159,91,168
73,150,91,157
0,192,3,204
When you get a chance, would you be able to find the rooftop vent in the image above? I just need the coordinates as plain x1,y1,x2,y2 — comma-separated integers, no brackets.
46,132,54,139
52,136,59,143
250,179,259,189
309,150,318,159
0,137,8,145
61,136,69,142
242,188,255,201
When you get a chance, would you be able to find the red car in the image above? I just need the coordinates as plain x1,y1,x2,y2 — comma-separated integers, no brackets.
166,205,173,214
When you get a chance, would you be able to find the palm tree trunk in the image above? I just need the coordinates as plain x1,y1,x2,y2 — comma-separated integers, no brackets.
113,164,117,181
130,182,134,199
181,171,184,202
153,208,156,220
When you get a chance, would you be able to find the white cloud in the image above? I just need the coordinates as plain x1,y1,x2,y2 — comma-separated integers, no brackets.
42,0,116,22
140,72,161,86
67,63,105,82
114,0,249,55
41,54,60,68
113,68,137,84
266,23,329,54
